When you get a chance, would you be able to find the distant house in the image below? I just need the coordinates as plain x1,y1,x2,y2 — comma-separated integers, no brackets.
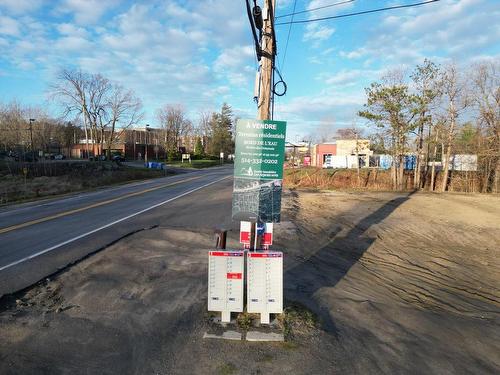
312,139,373,168
311,142,337,167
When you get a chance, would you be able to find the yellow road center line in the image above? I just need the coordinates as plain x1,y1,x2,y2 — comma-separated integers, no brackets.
0,175,202,235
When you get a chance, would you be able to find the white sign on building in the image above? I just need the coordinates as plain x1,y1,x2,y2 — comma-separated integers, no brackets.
247,251,283,324
208,251,244,322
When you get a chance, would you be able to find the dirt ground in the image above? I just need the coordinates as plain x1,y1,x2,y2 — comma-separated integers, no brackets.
0,187,499,374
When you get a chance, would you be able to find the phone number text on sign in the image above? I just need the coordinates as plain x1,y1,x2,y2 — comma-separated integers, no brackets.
240,158,278,165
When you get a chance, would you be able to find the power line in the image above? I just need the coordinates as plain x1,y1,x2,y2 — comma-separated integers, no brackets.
276,0,354,19
276,0,441,25
280,0,297,72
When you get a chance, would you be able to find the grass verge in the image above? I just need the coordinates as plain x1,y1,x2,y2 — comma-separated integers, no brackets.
0,161,167,205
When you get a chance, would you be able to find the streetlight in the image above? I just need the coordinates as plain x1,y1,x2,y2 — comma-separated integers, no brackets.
133,129,136,161
145,124,150,164
29,118,36,162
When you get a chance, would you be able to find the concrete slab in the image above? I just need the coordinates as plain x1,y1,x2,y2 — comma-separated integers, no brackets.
246,331,284,342
203,330,242,341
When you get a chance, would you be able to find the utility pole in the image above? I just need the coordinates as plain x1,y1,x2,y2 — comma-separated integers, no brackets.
257,0,275,121
251,0,276,251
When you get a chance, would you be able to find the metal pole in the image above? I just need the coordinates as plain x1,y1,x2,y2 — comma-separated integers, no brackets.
29,119,35,162
145,125,149,164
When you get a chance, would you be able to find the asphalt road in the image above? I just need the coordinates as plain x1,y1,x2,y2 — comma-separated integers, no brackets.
0,165,233,296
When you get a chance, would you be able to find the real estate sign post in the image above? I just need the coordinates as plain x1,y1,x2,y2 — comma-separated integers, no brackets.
232,119,287,223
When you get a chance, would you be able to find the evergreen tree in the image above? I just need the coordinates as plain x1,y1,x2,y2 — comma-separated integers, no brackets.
194,136,204,157
209,103,234,156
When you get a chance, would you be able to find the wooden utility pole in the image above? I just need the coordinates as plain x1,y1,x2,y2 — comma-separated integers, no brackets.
257,0,275,121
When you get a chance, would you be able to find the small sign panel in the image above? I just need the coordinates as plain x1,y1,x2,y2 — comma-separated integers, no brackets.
261,223,273,246
247,251,283,316
208,251,244,320
239,221,252,244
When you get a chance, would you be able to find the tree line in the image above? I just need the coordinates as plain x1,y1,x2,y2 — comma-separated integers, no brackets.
0,68,235,161
358,60,499,193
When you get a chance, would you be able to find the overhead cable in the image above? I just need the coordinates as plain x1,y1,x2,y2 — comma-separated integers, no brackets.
275,0,441,25
276,0,354,19
280,0,297,73
246,0,261,59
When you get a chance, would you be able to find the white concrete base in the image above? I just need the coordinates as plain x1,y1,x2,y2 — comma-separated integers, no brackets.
246,331,284,342
203,330,242,341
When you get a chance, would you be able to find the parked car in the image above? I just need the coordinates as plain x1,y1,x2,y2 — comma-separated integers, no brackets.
54,154,65,160
112,155,125,162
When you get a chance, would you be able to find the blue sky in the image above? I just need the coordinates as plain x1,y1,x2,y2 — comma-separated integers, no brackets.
0,0,498,140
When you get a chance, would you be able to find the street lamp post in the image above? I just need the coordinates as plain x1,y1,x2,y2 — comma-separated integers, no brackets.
29,118,36,162
133,130,136,160
145,124,150,164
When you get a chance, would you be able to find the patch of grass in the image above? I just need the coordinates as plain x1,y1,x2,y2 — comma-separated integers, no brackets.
0,163,167,205
217,362,237,375
168,159,223,169
278,302,317,340
281,341,300,350
258,354,274,362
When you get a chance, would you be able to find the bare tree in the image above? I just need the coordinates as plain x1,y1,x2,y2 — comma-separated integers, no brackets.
335,126,364,139
439,65,469,192
86,74,111,156
0,101,27,152
359,70,419,190
471,62,500,193
51,69,93,158
313,117,336,143
52,68,143,159
411,59,441,189
196,110,213,152
157,105,192,158
104,85,143,159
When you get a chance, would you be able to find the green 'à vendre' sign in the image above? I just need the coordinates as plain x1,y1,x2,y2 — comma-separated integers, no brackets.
232,119,287,223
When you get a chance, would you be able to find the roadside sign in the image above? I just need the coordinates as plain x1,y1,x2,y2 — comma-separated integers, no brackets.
247,251,283,324
208,251,244,323
239,221,252,245
232,119,287,223
261,223,273,246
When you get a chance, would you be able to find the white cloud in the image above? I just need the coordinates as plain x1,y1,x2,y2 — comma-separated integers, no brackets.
214,45,254,71
0,15,20,36
57,0,119,25
347,0,500,65
54,36,92,51
303,23,335,44
339,48,367,60
0,0,44,15
56,23,89,38
278,90,364,121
